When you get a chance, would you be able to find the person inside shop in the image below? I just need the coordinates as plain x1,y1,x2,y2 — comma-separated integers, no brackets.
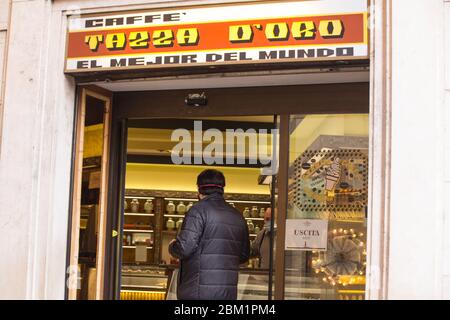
168,169,250,300
249,207,276,269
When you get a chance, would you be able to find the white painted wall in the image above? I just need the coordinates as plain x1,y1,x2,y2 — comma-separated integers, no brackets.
0,0,75,299
443,0,450,300
0,0,10,141
386,0,447,299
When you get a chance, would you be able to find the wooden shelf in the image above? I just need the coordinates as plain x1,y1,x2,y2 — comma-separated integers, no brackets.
164,197,198,202
124,196,155,200
226,200,271,204
162,230,178,235
123,245,153,249
164,214,185,218
123,229,154,233
120,284,165,290
124,212,155,216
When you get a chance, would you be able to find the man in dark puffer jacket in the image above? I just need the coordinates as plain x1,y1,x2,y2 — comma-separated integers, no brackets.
169,169,250,300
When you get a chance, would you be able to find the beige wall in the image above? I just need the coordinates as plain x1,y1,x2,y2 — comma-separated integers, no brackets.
384,0,448,299
443,0,450,299
0,0,75,299
0,0,10,148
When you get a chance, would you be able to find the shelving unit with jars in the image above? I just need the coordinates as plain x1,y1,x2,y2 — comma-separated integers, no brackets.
122,196,156,264
160,197,197,265
160,197,271,267
122,190,271,264
227,199,271,269
120,189,271,299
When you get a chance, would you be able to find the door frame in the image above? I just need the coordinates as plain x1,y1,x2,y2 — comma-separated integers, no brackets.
103,82,369,300
66,85,113,300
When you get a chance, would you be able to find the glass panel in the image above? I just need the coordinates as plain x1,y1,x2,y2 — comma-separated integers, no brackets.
118,117,277,300
75,95,107,300
284,114,369,300
267,115,279,300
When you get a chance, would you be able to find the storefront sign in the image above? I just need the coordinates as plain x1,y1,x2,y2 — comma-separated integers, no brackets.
285,219,328,251
65,0,368,73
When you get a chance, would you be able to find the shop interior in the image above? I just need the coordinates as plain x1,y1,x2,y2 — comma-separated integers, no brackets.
70,79,369,301
120,116,276,300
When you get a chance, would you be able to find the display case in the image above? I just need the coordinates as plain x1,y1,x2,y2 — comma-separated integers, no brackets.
237,271,336,300
120,189,271,300
165,268,273,300
120,265,168,300
237,269,272,300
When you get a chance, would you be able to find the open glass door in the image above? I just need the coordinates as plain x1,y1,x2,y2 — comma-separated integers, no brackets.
66,87,112,300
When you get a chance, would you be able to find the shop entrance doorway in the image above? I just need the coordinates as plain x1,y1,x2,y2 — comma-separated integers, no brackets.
119,116,279,300
67,82,370,300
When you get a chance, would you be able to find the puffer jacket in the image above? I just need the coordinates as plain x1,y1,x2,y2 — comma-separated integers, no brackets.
168,193,250,300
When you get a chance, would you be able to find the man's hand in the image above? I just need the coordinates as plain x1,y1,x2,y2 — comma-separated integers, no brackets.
168,239,178,259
